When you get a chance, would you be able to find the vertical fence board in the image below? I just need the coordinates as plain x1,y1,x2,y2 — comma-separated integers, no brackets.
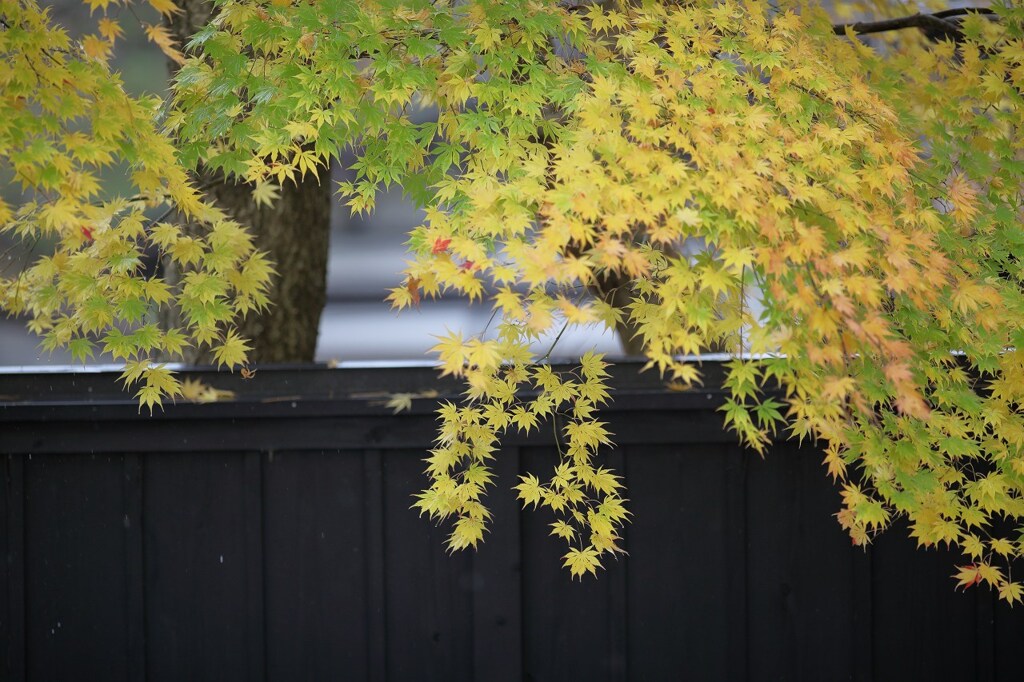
364,449,387,682
605,446,628,682
870,524,977,680
122,453,146,681
243,451,266,681
382,449,473,682
472,446,523,682
976,590,995,682
745,444,799,680
263,449,368,681
993,594,1024,678
25,453,130,681
143,451,263,682
851,541,873,682
745,443,859,680
724,445,749,682
793,442,862,680
520,446,622,682
625,442,731,681
2,454,25,682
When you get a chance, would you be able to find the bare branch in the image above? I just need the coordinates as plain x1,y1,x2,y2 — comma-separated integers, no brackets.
833,7,996,42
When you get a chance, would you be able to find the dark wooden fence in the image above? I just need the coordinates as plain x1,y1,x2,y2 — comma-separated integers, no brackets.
1,362,1022,681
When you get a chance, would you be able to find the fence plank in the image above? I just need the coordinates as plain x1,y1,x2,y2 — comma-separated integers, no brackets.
870,522,977,680
625,443,732,681
143,451,263,682
605,446,628,682
382,449,474,682
851,538,873,682
24,453,130,681
745,443,860,680
243,451,266,681
725,445,749,681
2,454,25,682
976,588,995,682
122,453,146,681
520,446,622,682
993,592,1024,678
472,446,523,682
263,449,369,680
363,449,387,682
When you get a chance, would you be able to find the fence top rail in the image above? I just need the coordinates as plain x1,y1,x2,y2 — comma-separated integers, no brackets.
0,359,745,423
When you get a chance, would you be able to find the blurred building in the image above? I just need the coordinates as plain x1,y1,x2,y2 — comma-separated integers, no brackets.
316,182,623,365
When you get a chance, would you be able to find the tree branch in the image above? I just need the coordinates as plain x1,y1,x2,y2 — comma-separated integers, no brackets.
833,7,996,42
931,7,996,20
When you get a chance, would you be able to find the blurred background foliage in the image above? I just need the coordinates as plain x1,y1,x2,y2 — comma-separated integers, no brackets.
0,0,621,366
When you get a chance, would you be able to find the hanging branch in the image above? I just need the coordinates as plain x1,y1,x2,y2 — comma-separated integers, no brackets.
833,7,996,42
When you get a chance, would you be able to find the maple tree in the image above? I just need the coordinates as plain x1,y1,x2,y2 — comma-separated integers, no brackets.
4,0,1024,598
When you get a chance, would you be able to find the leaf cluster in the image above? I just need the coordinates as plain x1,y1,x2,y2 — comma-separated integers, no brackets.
1,0,272,410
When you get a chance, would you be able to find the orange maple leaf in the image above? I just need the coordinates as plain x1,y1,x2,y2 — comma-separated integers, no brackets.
407,277,421,307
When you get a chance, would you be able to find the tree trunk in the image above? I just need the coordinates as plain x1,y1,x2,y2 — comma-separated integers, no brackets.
162,0,331,364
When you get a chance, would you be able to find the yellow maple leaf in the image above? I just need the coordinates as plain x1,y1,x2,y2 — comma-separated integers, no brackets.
977,562,1005,587
946,173,979,225
562,547,602,579
446,516,486,551
515,474,544,509
998,581,1024,606
147,0,181,16
430,330,468,377
180,378,236,403
97,17,123,42
213,330,252,369
82,0,115,13
251,182,281,209
550,521,576,540
81,34,112,62
144,23,185,65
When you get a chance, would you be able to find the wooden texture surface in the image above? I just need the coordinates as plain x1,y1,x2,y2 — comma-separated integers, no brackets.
0,363,1020,680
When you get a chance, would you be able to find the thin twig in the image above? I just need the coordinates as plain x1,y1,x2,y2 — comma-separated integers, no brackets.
541,320,571,362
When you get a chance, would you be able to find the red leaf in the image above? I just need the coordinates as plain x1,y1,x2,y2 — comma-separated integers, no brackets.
81,226,94,241
460,260,475,272
431,237,451,255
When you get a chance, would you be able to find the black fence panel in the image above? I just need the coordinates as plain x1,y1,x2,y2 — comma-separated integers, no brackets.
0,363,1020,681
